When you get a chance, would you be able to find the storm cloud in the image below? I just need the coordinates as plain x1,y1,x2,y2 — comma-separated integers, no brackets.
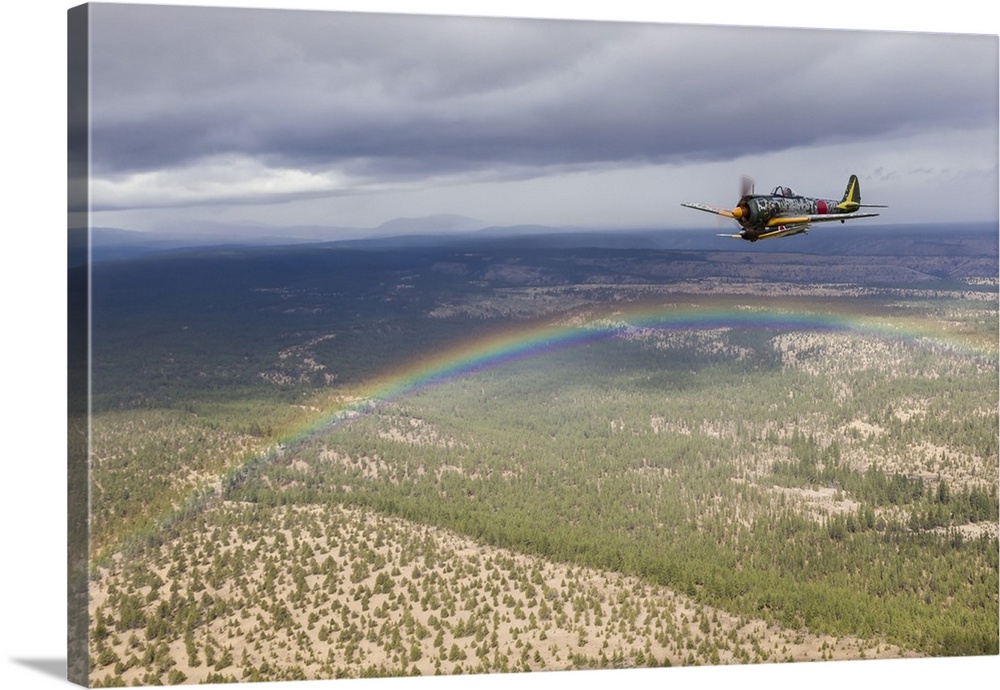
84,4,998,227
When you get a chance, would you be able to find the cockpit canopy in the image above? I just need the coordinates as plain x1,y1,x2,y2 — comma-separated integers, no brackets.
771,186,797,198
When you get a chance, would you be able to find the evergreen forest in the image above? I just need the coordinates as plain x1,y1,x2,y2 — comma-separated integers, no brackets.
81,231,999,685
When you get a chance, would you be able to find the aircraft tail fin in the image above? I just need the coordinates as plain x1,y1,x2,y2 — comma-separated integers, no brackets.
837,174,862,212
839,174,887,211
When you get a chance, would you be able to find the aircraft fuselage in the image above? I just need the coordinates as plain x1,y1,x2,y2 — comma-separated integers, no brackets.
737,192,855,230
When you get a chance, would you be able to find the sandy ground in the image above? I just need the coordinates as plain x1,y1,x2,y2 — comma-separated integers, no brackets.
88,502,913,686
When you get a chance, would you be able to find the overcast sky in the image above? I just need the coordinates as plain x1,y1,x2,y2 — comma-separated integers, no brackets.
79,2,998,236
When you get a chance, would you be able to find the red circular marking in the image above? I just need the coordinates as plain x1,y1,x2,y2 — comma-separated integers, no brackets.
817,200,828,214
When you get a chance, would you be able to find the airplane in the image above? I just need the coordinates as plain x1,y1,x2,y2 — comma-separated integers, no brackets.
681,174,885,241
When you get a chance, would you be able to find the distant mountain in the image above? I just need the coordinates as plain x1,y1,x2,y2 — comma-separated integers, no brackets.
78,216,488,263
79,224,367,263
72,227,214,264
373,214,487,236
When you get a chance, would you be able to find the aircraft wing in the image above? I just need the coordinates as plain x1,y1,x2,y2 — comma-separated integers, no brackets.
765,212,880,227
681,202,736,219
756,224,811,240
716,224,811,240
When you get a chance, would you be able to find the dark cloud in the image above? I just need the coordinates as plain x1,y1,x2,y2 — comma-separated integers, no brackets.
87,5,997,207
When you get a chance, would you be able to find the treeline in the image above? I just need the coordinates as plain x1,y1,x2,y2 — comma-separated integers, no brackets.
772,433,998,529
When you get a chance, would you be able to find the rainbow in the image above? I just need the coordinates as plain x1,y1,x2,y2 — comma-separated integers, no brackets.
266,300,996,452
109,300,995,560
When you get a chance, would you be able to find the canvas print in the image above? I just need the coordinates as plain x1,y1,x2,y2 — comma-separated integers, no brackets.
68,3,999,687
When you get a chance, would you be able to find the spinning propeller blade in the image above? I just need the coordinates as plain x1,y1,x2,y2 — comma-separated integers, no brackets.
732,175,755,221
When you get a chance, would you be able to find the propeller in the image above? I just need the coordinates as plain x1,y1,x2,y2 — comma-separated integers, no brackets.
732,175,754,221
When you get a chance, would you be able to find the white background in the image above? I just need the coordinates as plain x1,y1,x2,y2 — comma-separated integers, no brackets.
1,2,997,689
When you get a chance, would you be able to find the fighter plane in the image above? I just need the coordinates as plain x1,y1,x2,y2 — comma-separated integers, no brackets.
682,174,885,241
